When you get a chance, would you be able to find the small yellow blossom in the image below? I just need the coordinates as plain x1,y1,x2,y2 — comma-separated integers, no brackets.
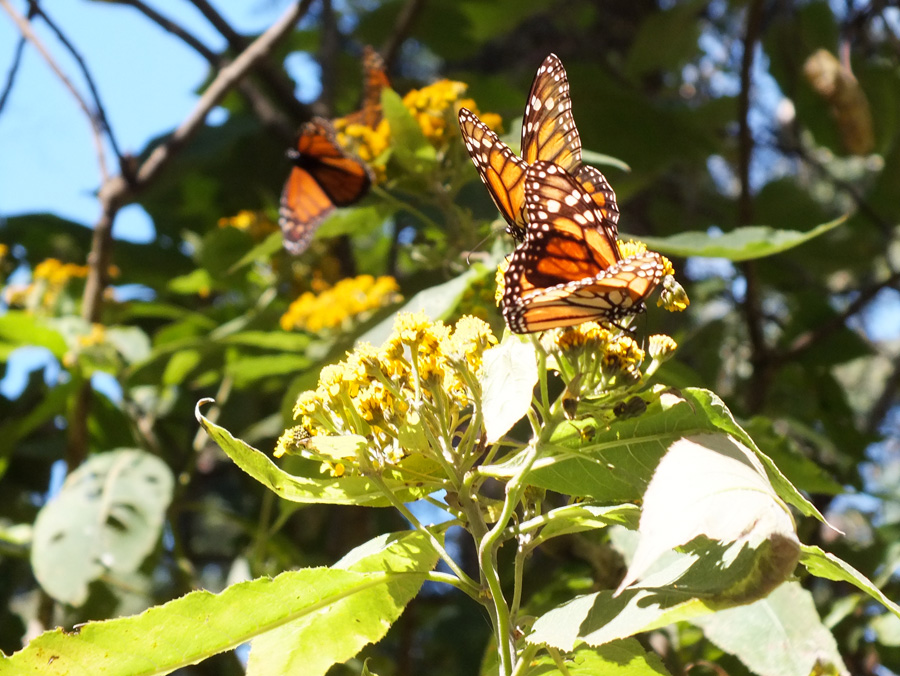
648,334,678,361
78,323,106,347
218,210,279,240
281,275,401,333
658,275,690,312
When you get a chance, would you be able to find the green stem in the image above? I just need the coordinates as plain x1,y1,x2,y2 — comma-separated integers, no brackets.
478,441,541,675
371,184,443,232
368,470,479,595
510,643,541,676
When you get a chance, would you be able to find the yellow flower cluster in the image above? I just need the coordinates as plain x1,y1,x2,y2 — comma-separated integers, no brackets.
280,275,402,333
4,258,108,312
275,312,498,477
403,80,502,145
333,79,502,176
217,210,279,240
548,322,652,394
334,118,390,164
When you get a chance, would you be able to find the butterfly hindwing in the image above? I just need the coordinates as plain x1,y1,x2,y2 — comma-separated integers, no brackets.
502,161,663,334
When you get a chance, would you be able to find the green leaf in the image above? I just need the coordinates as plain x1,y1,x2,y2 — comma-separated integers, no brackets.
690,582,848,676
480,334,537,443
306,435,368,460
225,353,311,387
799,544,900,619
315,204,392,240
529,504,640,549
525,641,671,675
640,217,846,261
358,266,486,347
195,400,434,506
248,531,439,676
625,0,704,79
381,88,436,172
0,311,67,359
580,149,631,173
529,586,712,652
618,433,800,601
4,531,436,676
30,449,174,606
218,331,312,352
226,231,284,273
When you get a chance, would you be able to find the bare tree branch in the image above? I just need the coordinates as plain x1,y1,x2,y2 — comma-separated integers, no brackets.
119,0,295,142
188,0,310,122
0,23,27,115
381,0,426,69
25,0,127,172
736,0,768,413
0,0,110,180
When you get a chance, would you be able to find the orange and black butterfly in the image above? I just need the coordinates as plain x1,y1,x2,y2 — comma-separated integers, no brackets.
502,162,663,334
279,47,388,254
341,45,391,129
279,119,373,254
458,54,619,242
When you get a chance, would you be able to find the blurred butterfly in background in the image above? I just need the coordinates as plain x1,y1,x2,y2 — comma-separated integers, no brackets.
279,46,388,255
502,161,663,334
458,53,619,242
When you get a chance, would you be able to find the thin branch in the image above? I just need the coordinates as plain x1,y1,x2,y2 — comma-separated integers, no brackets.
381,0,426,69
119,0,295,142
25,0,126,172
129,0,313,191
120,0,219,62
781,269,900,363
0,0,109,180
317,0,338,116
736,0,767,413
188,0,309,122
0,26,27,115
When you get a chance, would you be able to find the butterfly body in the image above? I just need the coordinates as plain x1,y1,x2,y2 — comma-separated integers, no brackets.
502,162,664,334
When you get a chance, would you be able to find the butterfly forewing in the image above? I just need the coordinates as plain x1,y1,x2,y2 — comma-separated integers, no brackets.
521,54,581,172
342,45,390,129
458,108,529,240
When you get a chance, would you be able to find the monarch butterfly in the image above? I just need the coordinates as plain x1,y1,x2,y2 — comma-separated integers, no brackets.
502,161,664,334
279,118,373,254
340,45,391,129
279,48,388,254
458,54,619,242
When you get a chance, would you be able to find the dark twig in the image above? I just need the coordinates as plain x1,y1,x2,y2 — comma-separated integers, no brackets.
781,269,900,363
317,0,338,116
381,0,426,69
736,0,767,413
0,28,26,116
188,0,309,123
25,0,127,172
0,0,109,179
120,0,295,142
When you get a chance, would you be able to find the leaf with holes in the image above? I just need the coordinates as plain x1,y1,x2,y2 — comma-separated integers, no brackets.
31,449,174,606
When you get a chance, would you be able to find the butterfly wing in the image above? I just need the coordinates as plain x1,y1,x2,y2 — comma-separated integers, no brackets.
521,53,581,172
502,161,663,333
573,164,619,238
458,107,529,241
343,45,390,129
279,118,373,254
